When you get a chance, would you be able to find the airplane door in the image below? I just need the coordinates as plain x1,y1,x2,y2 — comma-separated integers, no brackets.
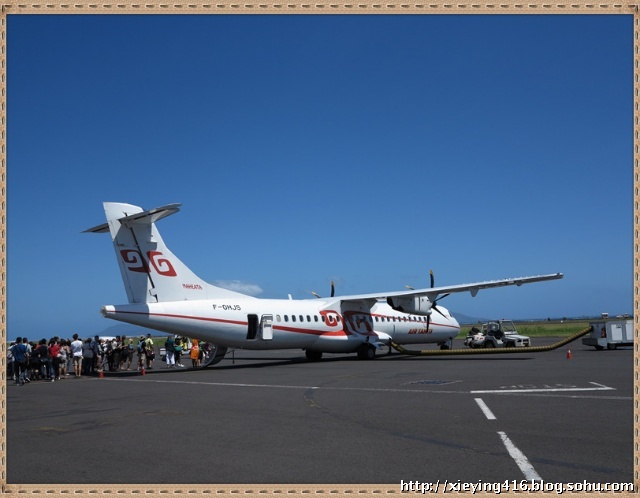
261,315,273,341
247,314,259,340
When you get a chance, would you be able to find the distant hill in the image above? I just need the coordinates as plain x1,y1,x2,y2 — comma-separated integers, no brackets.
98,323,170,339
450,311,486,325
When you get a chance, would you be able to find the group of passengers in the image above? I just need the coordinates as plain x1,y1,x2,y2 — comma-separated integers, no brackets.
8,333,212,386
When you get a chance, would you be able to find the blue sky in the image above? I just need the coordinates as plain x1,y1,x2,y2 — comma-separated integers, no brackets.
7,14,633,338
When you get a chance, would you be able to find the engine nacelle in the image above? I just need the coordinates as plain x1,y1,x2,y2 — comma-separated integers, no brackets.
386,296,433,316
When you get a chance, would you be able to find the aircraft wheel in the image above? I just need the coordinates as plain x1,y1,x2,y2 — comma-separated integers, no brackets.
357,344,376,360
305,350,323,361
439,339,452,350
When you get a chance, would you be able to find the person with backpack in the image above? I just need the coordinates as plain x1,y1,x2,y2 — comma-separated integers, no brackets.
48,338,61,381
91,336,102,372
136,336,146,370
34,339,51,381
124,338,135,370
144,334,155,369
174,337,184,368
11,337,29,386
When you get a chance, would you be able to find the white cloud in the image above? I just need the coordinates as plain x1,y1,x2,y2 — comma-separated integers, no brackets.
212,280,264,297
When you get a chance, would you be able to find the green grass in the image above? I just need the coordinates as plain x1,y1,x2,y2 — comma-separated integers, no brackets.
456,320,592,339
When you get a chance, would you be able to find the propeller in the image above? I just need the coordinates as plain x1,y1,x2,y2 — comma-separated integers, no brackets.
405,269,435,292
311,280,336,299
428,269,450,318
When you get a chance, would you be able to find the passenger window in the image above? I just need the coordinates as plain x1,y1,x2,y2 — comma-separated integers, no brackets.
284,315,289,322
307,315,311,322
314,316,318,322
299,315,304,322
276,315,281,322
292,315,296,322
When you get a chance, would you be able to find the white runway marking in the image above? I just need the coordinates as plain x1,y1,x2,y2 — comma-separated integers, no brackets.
470,381,614,394
474,398,497,420
106,377,469,394
498,431,542,481
107,378,622,401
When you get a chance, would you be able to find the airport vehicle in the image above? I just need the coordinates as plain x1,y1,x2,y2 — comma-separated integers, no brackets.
582,319,633,350
84,202,563,364
464,320,531,348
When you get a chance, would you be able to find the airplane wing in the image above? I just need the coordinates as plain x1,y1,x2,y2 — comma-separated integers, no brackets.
321,273,564,315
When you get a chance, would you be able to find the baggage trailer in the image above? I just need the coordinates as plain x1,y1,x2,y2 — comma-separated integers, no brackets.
582,319,633,350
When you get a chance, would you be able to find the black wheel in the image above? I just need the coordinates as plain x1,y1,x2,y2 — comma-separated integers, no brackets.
305,350,323,361
357,344,376,360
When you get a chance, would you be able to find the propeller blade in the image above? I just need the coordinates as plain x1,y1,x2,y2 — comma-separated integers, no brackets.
405,285,415,290
330,281,335,298
432,304,447,319
430,269,435,288
435,293,450,303
311,291,321,299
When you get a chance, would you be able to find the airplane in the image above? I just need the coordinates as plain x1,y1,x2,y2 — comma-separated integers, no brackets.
84,202,564,366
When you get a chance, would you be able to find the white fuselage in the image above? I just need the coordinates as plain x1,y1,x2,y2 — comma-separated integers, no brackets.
101,297,460,353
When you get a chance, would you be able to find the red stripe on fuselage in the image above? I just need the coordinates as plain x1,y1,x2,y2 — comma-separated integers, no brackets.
110,310,347,336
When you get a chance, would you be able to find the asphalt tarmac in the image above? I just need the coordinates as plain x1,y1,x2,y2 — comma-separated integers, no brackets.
6,338,634,486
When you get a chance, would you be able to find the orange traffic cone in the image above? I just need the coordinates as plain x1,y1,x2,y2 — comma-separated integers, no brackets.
566,349,572,359
99,370,104,379
141,366,146,375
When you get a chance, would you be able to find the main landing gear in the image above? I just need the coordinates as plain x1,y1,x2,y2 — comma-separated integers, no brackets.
357,343,376,360
305,350,323,361
304,344,377,362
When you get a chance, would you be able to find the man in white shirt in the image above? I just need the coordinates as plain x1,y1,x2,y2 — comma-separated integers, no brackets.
70,333,84,378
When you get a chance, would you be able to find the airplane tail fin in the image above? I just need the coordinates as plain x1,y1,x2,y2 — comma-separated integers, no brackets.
84,202,248,304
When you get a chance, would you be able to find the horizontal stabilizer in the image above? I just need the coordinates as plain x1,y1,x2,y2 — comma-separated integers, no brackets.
83,203,181,233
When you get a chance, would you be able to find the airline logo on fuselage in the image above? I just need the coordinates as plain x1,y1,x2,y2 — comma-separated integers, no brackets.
120,249,177,277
